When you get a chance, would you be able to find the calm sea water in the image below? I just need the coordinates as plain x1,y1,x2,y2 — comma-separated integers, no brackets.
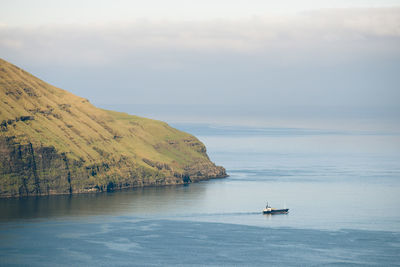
1,123,399,266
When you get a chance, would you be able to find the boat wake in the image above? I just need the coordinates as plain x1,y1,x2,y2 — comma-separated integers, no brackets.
172,211,262,218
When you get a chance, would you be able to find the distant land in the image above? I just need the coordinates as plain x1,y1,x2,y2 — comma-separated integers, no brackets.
0,58,226,198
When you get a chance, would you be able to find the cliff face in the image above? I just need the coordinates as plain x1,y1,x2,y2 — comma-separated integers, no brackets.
0,59,226,197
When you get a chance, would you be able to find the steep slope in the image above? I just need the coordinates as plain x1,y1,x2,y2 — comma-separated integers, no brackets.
0,58,226,197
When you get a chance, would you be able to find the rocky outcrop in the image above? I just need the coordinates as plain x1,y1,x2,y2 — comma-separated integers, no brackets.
0,136,71,196
1,116,35,131
0,135,227,198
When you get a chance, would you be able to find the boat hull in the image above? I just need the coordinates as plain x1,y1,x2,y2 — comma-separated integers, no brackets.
263,209,289,214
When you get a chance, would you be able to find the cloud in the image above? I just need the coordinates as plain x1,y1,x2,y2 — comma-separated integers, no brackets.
303,8,400,37
1,7,399,66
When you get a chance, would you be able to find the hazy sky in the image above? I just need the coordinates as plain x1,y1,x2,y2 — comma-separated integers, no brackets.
1,0,400,23
1,0,399,126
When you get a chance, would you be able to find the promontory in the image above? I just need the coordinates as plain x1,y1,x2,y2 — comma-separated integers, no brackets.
0,58,226,198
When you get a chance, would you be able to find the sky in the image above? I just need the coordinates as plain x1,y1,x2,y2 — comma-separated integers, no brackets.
1,0,400,128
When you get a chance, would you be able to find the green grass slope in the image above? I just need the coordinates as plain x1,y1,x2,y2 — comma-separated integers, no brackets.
0,58,226,197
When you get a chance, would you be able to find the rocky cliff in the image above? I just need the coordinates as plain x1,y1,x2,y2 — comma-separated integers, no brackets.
0,58,226,197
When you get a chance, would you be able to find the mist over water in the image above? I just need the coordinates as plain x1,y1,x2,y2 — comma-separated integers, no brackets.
99,103,400,132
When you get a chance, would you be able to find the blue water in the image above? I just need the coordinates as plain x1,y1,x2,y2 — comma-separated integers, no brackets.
1,123,400,266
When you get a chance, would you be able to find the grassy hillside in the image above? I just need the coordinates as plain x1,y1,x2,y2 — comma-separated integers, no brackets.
0,58,226,197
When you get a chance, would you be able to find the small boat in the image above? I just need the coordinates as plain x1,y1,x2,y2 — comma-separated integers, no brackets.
263,202,289,214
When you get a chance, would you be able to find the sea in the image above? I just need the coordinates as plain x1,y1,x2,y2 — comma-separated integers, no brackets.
1,121,400,266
